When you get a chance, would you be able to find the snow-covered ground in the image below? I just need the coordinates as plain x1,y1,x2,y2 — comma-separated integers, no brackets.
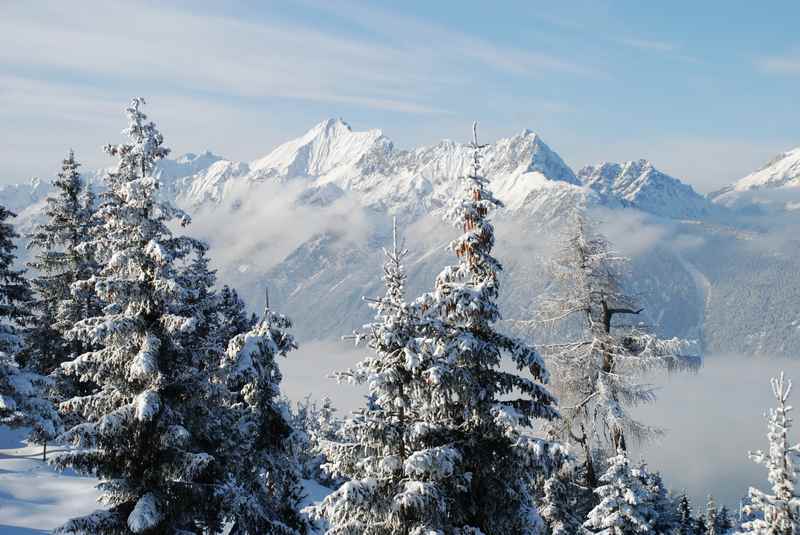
0,428,99,534
0,425,333,534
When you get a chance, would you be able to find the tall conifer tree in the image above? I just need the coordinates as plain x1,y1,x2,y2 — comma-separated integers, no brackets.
311,219,456,533
22,150,100,397
407,123,562,533
0,205,57,445
219,295,306,534
53,98,228,534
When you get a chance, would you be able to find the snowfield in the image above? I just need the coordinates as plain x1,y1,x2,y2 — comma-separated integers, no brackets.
0,426,334,534
0,428,99,534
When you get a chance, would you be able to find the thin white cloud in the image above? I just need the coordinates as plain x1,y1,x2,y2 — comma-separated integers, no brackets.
758,55,800,75
0,0,587,183
0,1,446,113
613,36,700,64
296,0,601,78
619,37,676,53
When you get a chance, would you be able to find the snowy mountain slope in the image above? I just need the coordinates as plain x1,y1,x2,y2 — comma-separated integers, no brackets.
167,119,587,219
0,178,49,214
249,118,390,180
711,146,800,210
5,119,800,357
258,212,706,349
578,160,714,219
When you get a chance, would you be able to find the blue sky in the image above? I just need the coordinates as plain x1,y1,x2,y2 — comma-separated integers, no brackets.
1,0,798,191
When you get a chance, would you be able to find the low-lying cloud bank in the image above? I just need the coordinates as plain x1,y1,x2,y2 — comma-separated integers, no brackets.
633,353,800,510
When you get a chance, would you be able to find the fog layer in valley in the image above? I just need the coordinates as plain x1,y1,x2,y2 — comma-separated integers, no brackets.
633,353,800,510
279,334,798,512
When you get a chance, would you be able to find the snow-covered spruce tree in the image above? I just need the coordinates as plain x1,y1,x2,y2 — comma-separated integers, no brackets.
705,495,723,535
21,151,102,428
0,353,61,448
717,506,733,534
52,98,230,534
676,493,696,535
635,462,676,533
219,298,306,534
0,205,33,349
310,218,461,533
584,450,655,534
22,150,99,376
538,213,700,487
0,205,58,444
174,243,220,361
741,372,800,534
218,285,254,340
284,395,343,485
539,469,584,535
407,124,562,534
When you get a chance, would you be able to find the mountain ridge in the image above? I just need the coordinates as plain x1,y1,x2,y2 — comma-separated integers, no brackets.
5,120,800,357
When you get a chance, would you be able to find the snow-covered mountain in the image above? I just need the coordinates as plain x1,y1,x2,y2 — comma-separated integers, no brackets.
0,177,49,213
578,160,714,219
710,146,800,210
163,119,590,219
5,119,800,357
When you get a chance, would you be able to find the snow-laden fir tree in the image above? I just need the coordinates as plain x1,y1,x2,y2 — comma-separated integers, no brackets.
310,218,463,533
284,395,342,485
584,450,655,534
741,372,800,534
22,150,99,376
706,495,719,535
52,98,230,534
717,506,734,534
635,463,676,533
217,284,256,346
538,212,700,487
0,205,33,350
407,123,563,534
539,469,584,535
676,493,696,535
0,205,58,444
0,352,61,449
219,294,306,534
174,244,220,361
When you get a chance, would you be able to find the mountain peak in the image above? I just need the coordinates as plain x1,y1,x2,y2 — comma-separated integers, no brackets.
710,146,800,209
731,146,800,192
492,129,579,185
579,159,711,219
250,118,389,178
310,117,352,135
